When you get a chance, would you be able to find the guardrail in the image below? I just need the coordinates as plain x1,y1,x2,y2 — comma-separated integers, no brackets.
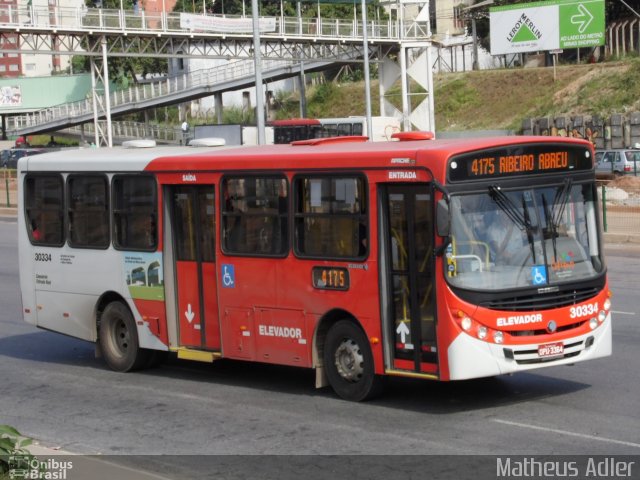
0,5,429,41
64,120,183,144
1,169,17,208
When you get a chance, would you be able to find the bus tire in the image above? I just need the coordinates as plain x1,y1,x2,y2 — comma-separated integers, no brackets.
99,301,149,372
323,320,383,401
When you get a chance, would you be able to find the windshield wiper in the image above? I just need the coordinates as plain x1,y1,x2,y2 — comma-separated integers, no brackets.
542,178,573,261
542,195,557,261
552,178,572,228
522,195,537,263
488,185,531,230
489,185,537,262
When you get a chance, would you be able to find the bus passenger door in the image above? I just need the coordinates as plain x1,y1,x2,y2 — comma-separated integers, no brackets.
170,185,220,351
381,185,437,375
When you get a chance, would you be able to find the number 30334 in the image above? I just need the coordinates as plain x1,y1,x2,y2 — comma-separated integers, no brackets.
569,303,598,319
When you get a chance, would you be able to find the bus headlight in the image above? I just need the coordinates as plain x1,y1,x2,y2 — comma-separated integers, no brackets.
453,309,507,344
604,299,611,311
461,316,472,331
477,326,487,340
589,318,599,330
598,310,606,323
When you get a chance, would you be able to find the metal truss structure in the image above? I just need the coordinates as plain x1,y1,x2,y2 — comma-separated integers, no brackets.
1,31,394,62
0,3,435,144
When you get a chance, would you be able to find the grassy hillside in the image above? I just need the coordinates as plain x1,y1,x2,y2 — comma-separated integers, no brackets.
276,58,640,133
434,60,640,131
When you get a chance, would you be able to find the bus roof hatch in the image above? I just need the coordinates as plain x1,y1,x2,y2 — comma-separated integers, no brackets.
391,131,434,141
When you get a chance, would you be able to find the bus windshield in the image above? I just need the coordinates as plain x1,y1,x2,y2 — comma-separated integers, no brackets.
446,181,604,291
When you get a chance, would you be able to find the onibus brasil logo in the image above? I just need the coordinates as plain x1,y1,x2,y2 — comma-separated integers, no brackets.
7,456,73,480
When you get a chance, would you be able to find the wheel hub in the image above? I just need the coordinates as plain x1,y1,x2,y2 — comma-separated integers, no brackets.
334,339,364,383
114,319,130,353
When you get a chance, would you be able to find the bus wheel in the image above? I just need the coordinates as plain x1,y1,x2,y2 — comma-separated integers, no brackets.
99,302,149,372
324,320,383,401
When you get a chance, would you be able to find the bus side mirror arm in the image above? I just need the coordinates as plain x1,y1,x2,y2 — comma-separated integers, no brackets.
433,182,451,257
435,199,451,257
436,199,450,237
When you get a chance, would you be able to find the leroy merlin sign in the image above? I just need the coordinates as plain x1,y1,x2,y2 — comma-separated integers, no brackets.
490,0,604,55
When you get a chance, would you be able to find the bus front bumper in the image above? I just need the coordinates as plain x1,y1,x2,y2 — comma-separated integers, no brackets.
446,313,612,380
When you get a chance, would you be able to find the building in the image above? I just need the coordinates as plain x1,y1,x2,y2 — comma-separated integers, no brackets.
431,0,467,41
0,0,22,76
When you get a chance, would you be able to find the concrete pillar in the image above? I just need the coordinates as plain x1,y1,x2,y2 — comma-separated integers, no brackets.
215,93,223,124
299,62,307,118
243,92,251,115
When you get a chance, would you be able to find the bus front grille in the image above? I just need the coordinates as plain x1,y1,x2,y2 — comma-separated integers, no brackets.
508,321,586,337
484,287,600,312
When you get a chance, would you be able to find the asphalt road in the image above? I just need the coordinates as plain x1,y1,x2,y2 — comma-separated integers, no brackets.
1,220,639,477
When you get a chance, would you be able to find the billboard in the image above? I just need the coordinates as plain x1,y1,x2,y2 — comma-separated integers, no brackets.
180,13,276,33
490,0,605,55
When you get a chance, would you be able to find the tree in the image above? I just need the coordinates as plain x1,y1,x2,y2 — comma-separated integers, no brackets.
70,54,167,88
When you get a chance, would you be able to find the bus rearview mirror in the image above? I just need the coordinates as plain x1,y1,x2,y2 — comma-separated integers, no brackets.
436,199,450,237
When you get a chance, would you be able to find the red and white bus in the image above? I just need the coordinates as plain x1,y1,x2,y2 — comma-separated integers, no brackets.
18,134,611,400
272,116,401,144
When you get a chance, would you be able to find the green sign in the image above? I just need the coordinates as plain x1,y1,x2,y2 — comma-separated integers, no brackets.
490,0,605,55
558,1,605,49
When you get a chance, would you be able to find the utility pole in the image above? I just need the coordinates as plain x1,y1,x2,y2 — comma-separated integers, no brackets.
361,0,373,140
471,15,479,71
251,0,266,144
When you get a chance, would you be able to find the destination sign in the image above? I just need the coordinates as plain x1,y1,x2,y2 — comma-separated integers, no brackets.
448,144,592,182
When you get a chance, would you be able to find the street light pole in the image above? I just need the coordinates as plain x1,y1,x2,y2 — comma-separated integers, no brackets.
471,15,479,70
252,0,266,144
361,0,373,140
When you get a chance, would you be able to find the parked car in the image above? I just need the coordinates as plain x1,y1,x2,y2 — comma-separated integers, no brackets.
1,148,47,169
595,148,640,176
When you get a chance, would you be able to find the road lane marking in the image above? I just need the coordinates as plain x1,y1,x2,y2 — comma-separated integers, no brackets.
493,419,640,449
612,310,635,315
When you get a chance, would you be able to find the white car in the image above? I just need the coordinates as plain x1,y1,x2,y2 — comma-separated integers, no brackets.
595,148,640,175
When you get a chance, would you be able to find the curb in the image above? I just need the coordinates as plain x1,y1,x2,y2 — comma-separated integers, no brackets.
0,207,17,216
602,232,640,245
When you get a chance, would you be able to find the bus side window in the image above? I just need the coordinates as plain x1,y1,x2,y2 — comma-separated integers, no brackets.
337,123,351,136
294,175,367,260
222,176,288,256
112,175,157,251
24,174,64,246
67,174,110,249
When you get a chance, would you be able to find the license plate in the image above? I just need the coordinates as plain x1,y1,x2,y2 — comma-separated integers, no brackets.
538,342,564,358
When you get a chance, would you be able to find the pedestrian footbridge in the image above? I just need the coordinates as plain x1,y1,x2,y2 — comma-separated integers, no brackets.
0,4,434,144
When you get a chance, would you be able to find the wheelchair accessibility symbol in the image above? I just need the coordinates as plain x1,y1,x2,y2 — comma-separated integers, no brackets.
531,265,547,286
221,264,235,288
